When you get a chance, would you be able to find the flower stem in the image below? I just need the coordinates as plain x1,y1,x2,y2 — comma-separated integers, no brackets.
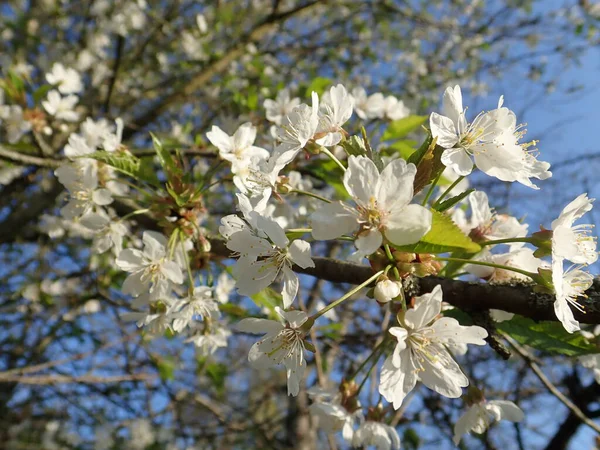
179,230,195,294
119,208,151,222
351,338,387,381
479,237,535,247
432,256,539,281
422,170,444,206
285,228,312,235
356,340,388,394
291,189,331,203
432,175,465,208
320,146,346,172
311,270,384,320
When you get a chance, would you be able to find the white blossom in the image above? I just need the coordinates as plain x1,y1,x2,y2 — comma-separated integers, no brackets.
311,155,432,260
274,92,319,164
264,88,301,125
352,421,400,450
453,399,524,445
430,85,522,177
236,307,310,396
221,196,314,308
46,63,83,94
374,280,402,303
206,122,269,173
116,231,184,301
42,90,79,122
315,84,354,146
169,287,220,332
351,87,385,120
383,95,410,121
551,193,598,265
552,264,593,333
379,285,487,408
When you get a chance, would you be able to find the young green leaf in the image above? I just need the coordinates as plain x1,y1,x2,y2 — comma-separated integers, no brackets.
392,210,481,254
497,316,599,356
381,115,427,141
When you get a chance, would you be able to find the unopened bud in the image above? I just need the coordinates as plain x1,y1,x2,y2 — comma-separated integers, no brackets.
374,280,402,303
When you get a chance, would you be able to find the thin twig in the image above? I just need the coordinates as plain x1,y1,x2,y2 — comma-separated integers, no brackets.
506,335,600,434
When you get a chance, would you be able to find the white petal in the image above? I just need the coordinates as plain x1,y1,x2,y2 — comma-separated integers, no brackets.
431,317,488,346
376,158,417,211
343,155,378,207
161,260,184,285
311,202,357,240
236,318,283,334
385,204,432,246
441,147,473,176
116,249,145,272
404,284,443,330
554,298,580,333
429,112,459,148
288,239,314,269
355,229,383,256
281,266,299,309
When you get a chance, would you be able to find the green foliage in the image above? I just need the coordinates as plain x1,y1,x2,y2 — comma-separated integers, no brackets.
304,76,331,97
403,428,421,450
32,84,53,104
340,135,367,157
251,287,281,317
433,188,475,212
388,140,417,160
157,358,176,381
86,150,160,187
305,159,349,200
381,115,428,142
498,316,599,356
206,361,228,394
392,210,481,254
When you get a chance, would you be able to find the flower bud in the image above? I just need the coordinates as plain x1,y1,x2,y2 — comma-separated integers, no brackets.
374,280,402,303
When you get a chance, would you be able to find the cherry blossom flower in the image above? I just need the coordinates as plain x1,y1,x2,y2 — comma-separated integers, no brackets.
430,85,522,177
186,321,231,356
374,280,402,303
236,307,310,396
308,387,358,441
453,399,524,445
552,264,593,333
352,421,400,450
264,88,301,125
383,95,410,120
222,203,314,308
275,92,319,164
46,63,83,94
315,84,354,146
351,87,385,120
379,285,487,409
42,90,80,122
465,247,544,282
311,155,432,260
206,122,269,173
452,191,528,244
0,105,32,143
116,231,184,301
551,193,598,265
579,353,600,384
168,287,220,332
78,210,128,256
55,164,113,220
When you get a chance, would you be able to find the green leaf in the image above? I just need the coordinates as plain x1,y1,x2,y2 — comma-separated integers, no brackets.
407,132,433,167
381,115,427,141
305,76,331,97
251,287,282,317
340,135,367,157
497,316,599,356
86,151,160,187
157,358,176,381
305,160,349,200
33,84,53,104
206,362,228,393
151,133,183,182
388,140,416,160
392,210,481,254
433,188,475,212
